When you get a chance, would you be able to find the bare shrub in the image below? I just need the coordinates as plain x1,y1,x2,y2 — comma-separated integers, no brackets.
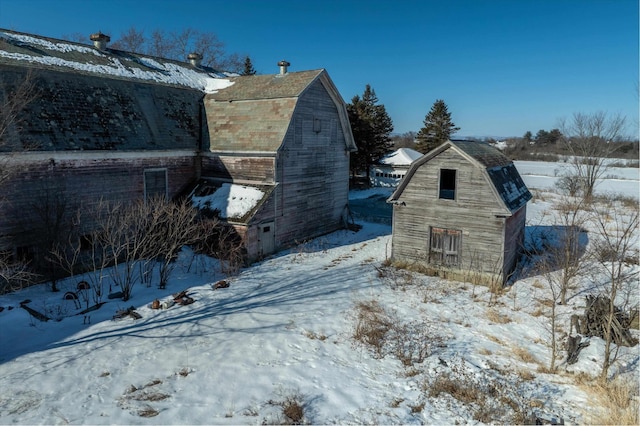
352,300,393,357
193,221,245,276
0,252,37,294
389,321,447,366
352,300,448,365
425,359,533,424
375,264,415,290
268,390,307,425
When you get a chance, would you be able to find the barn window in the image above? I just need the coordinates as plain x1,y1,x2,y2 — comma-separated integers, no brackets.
144,169,168,200
439,169,456,200
429,227,461,266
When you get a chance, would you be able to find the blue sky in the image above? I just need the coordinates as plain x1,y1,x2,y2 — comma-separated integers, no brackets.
1,0,638,138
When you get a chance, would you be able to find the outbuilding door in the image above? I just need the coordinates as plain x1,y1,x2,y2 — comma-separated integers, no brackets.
258,222,275,257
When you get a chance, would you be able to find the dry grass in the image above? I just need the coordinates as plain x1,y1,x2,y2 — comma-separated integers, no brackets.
532,280,545,289
426,360,532,424
486,309,512,324
531,307,545,317
518,370,535,381
581,377,639,425
512,346,536,363
408,402,425,413
486,334,504,345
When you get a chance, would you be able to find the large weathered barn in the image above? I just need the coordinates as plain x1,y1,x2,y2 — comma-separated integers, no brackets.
387,140,531,285
0,29,356,264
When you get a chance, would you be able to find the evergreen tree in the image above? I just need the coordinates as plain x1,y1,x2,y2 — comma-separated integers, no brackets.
347,85,394,182
415,99,460,153
241,56,256,75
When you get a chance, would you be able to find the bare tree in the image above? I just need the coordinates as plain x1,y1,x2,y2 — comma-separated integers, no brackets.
26,180,80,292
547,198,590,305
0,70,39,293
109,27,145,53
111,27,245,73
559,112,627,201
590,195,639,381
144,196,204,289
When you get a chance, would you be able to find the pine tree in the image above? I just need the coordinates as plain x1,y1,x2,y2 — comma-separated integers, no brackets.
347,85,394,182
415,99,460,153
241,56,256,76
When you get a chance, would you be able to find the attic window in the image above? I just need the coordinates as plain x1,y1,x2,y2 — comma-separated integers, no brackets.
313,117,321,133
439,169,456,200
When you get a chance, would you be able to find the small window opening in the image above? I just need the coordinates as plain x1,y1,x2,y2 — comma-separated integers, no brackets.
262,226,271,233
439,169,456,200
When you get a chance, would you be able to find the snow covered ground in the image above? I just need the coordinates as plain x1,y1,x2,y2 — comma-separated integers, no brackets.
0,161,638,425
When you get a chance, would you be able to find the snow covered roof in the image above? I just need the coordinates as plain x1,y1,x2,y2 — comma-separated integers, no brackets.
0,29,234,93
191,181,271,222
378,148,423,166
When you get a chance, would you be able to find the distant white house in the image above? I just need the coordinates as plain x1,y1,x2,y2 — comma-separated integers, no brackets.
370,148,423,187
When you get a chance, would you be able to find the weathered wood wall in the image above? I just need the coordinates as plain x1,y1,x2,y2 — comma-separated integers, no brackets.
502,205,527,278
274,80,350,247
0,153,196,248
201,154,275,183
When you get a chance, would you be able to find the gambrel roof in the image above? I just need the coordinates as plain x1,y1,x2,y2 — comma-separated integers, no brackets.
204,70,357,153
388,140,531,214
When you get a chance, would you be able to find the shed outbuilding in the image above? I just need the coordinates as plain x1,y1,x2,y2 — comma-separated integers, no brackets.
387,140,531,285
370,148,422,187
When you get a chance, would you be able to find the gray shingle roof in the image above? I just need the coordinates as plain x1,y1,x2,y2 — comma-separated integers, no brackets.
207,70,325,101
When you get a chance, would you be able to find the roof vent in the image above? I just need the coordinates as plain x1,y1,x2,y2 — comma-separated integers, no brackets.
188,52,203,68
90,32,110,50
277,60,290,75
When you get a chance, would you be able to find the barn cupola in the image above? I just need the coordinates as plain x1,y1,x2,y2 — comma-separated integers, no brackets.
277,60,290,75
90,32,110,50
188,52,203,68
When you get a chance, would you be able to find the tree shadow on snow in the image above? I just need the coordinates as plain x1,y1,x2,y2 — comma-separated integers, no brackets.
1,259,380,368
511,225,589,282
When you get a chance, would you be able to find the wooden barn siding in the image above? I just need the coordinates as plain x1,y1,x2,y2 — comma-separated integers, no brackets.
391,148,507,274
502,205,527,277
274,80,349,247
200,154,275,183
0,154,196,248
